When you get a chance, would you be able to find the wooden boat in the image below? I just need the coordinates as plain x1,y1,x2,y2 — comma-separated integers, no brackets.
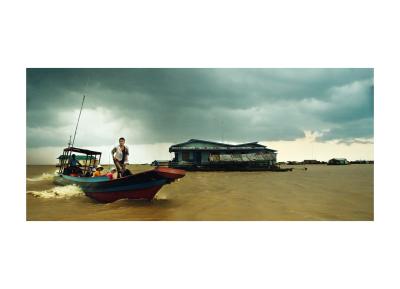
54,146,185,203
53,96,185,202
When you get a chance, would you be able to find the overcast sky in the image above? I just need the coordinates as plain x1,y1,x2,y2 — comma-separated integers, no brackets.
27,68,373,164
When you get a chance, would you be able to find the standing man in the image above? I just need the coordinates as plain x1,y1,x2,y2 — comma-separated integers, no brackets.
111,137,130,177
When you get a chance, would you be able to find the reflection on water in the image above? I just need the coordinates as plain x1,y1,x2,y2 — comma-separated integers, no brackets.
26,164,374,221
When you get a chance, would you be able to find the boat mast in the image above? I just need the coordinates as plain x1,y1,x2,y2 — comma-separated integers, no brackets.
61,135,72,173
68,135,72,148
71,95,85,148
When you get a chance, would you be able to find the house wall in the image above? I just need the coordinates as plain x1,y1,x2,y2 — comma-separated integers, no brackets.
177,151,194,162
206,150,277,163
272,152,277,164
174,149,277,165
176,151,210,164
201,152,210,163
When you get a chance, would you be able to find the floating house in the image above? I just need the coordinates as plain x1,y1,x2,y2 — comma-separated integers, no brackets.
327,158,349,165
167,139,280,171
303,160,326,164
287,161,303,165
349,160,374,164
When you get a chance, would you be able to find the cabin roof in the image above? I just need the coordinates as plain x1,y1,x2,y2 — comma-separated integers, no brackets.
57,155,97,160
169,139,276,152
63,147,102,155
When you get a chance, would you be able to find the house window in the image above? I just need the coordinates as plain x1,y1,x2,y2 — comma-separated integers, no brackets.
182,151,190,161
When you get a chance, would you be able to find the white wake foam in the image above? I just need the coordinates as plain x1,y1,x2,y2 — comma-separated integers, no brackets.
27,185,84,199
27,172,56,182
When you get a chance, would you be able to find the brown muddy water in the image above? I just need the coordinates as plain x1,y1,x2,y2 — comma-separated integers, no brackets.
26,164,373,221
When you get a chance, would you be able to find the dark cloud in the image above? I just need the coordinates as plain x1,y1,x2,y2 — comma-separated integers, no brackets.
26,68,373,147
316,118,374,142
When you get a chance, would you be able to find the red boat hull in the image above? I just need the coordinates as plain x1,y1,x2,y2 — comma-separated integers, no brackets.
54,167,186,203
86,185,163,203
154,167,186,179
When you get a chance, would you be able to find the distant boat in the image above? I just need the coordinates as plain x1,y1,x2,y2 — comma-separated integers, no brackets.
54,147,185,203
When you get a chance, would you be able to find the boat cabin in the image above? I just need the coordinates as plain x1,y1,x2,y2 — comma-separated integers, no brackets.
57,147,102,177
57,154,99,167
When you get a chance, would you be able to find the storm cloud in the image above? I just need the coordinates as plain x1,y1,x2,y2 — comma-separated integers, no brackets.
27,68,373,148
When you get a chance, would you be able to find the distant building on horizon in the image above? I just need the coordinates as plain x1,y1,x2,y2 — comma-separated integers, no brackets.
303,159,326,164
165,139,279,171
349,160,374,164
328,158,349,165
287,161,304,165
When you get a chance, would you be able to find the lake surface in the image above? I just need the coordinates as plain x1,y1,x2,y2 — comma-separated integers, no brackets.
26,164,374,220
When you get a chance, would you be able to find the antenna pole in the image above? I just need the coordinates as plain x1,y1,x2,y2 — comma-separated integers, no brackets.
72,95,85,147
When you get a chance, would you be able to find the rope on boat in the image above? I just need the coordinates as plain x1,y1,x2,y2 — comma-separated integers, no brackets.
72,94,85,147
